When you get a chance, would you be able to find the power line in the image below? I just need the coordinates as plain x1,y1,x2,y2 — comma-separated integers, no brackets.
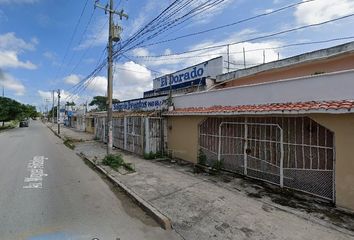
120,13,354,58
115,0,227,59
121,54,163,74
139,0,316,48
65,6,97,70
127,36,354,61
64,0,125,99
54,0,90,80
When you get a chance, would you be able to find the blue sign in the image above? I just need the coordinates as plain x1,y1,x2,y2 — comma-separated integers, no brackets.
113,95,168,112
152,57,223,91
160,67,204,88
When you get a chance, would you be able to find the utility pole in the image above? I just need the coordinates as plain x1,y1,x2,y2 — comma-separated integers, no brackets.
57,89,61,135
95,0,128,155
52,90,55,125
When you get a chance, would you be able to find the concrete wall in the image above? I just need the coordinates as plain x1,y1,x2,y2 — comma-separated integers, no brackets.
218,49,354,87
167,113,354,212
173,70,354,109
310,113,354,212
167,116,205,163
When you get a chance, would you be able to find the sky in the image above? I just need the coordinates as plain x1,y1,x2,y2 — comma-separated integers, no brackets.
0,0,353,112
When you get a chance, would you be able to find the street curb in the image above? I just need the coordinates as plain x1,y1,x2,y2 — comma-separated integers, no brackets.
45,122,172,230
44,122,62,139
77,152,173,231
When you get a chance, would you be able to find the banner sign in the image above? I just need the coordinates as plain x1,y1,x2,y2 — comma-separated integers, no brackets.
152,57,223,90
113,95,168,112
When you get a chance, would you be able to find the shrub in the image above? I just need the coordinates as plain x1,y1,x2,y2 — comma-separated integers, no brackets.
63,138,75,149
198,149,207,165
102,154,124,170
144,151,156,160
102,154,135,172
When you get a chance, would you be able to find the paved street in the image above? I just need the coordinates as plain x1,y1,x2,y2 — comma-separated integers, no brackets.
0,120,181,240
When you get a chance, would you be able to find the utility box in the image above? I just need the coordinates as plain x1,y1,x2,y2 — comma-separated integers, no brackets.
112,25,122,42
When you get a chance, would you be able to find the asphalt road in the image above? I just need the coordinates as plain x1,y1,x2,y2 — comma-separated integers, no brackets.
0,120,181,240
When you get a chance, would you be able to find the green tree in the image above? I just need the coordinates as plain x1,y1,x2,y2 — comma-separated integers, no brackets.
89,96,119,111
0,97,22,124
48,106,57,120
0,97,38,125
65,101,75,107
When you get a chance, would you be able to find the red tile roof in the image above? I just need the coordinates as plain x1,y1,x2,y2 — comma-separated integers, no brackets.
165,100,354,115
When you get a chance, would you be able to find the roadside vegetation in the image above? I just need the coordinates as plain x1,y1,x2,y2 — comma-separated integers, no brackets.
143,151,165,160
0,120,19,132
102,154,135,172
63,137,76,149
0,97,39,127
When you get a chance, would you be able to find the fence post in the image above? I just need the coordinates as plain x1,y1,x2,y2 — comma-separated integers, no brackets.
279,127,284,188
144,117,150,154
124,116,127,150
217,123,222,163
243,118,248,175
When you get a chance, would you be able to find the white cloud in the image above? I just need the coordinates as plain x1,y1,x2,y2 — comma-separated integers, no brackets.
86,76,107,95
37,90,79,103
129,29,282,72
0,51,37,69
82,61,153,100
0,32,36,52
295,0,354,25
64,74,81,85
132,48,149,57
113,61,152,100
0,72,25,95
0,32,37,69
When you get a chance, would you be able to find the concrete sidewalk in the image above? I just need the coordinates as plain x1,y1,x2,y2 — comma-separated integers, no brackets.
47,123,354,240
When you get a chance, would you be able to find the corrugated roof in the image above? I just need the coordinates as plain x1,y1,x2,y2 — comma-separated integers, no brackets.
164,100,354,116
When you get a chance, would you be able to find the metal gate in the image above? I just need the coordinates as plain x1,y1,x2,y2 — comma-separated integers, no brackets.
199,117,335,201
126,116,143,155
145,117,165,155
95,117,106,142
113,117,125,149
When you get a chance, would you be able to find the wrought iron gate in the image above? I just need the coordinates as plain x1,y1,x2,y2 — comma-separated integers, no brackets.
110,116,165,156
199,117,335,201
95,117,106,142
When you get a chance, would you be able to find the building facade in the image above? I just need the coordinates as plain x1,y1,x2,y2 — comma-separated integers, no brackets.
165,42,354,212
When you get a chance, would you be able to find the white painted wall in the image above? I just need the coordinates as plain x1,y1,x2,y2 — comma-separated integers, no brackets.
172,70,354,108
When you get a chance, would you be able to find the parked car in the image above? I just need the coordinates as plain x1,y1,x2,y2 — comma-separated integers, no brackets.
19,118,29,127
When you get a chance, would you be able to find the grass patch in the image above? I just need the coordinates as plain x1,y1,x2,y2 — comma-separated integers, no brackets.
0,121,18,132
102,154,135,172
0,125,12,131
143,151,165,160
63,138,75,149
